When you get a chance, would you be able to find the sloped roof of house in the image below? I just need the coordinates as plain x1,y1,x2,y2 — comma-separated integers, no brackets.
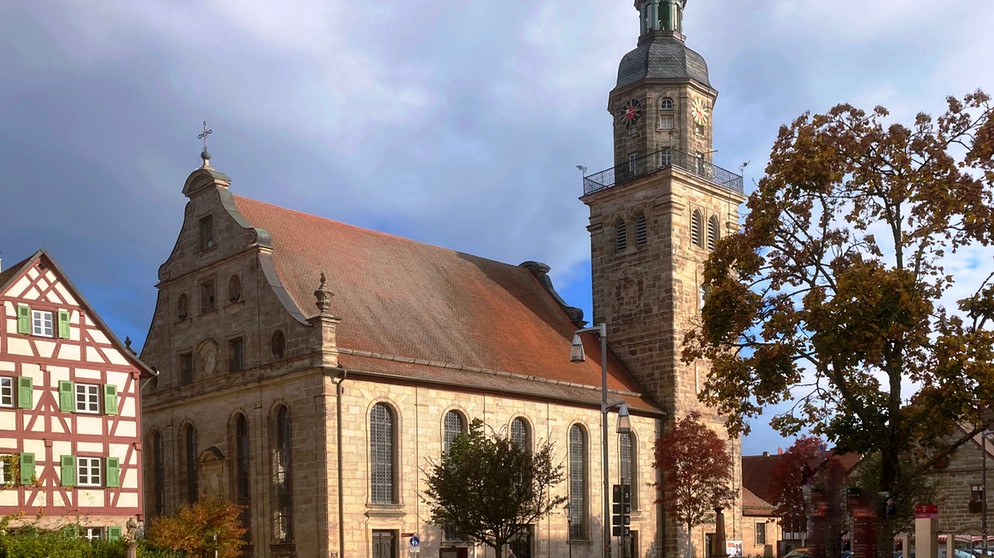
230,195,660,414
0,249,155,378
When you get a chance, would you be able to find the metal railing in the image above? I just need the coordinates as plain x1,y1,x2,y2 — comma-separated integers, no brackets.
582,149,744,196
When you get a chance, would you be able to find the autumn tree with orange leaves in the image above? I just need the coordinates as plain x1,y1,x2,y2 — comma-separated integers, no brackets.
653,412,734,558
684,90,994,555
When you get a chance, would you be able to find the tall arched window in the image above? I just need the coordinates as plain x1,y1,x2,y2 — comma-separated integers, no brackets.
691,210,704,247
511,418,531,451
370,403,396,504
272,406,293,542
182,423,198,504
659,97,674,111
707,215,719,251
619,432,638,509
147,429,164,517
615,220,628,253
234,414,251,543
568,424,587,539
443,410,465,454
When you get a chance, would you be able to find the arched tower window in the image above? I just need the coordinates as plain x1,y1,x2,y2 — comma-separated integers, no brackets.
568,424,588,539
443,410,465,454
271,405,293,542
660,97,674,111
370,403,397,504
615,220,628,253
182,423,198,504
511,417,531,452
707,215,719,251
635,214,648,247
619,432,639,510
691,210,704,247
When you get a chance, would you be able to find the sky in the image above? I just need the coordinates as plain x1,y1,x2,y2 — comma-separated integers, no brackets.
1,0,992,456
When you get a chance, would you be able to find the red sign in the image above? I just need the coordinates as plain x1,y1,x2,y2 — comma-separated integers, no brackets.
915,505,939,518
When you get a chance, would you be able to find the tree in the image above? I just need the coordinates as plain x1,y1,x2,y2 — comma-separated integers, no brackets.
769,436,823,538
652,412,734,558
685,90,994,551
422,419,566,557
147,496,246,558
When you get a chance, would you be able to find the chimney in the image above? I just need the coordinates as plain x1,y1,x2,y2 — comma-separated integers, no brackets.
762,451,770,457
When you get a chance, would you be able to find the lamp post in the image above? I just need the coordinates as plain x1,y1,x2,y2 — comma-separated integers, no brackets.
571,323,632,558
565,503,573,558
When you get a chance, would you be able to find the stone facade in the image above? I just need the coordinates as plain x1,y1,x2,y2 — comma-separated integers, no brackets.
930,429,993,537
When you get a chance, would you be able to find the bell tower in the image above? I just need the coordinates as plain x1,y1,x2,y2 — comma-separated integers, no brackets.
583,0,745,425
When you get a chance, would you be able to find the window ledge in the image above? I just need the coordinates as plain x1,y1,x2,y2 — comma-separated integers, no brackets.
365,504,405,519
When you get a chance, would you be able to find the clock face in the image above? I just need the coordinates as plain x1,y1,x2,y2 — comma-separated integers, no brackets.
620,98,642,128
691,98,710,126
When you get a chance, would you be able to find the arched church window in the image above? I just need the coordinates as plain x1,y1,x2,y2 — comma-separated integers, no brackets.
272,405,293,542
691,210,704,247
511,417,531,451
700,283,711,312
569,424,588,539
707,215,719,251
620,431,639,510
182,423,198,504
271,330,286,358
443,410,465,454
615,220,628,253
660,97,674,111
370,403,397,504
233,413,252,543
635,214,648,247
147,429,165,517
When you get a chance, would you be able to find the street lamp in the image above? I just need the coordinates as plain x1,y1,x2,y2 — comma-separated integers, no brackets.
564,503,573,558
571,323,632,558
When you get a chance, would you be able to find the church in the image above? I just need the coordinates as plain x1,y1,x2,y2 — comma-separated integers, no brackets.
139,1,746,557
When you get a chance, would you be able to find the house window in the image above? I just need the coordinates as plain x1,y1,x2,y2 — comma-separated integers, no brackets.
620,431,638,509
370,403,396,504
615,220,628,253
77,456,103,487
229,337,244,372
635,214,648,247
83,527,103,541
75,384,100,413
691,210,704,247
180,352,194,384
511,418,531,451
200,279,216,313
272,405,293,542
0,378,12,407
660,97,674,110
569,424,587,540
199,215,215,250
32,310,53,337
756,521,767,545
443,411,465,454
707,215,719,251
0,455,11,484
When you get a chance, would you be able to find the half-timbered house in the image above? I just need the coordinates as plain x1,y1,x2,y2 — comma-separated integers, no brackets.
0,249,154,540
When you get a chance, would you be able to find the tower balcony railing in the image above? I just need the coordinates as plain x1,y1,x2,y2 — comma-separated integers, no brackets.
582,149,744,196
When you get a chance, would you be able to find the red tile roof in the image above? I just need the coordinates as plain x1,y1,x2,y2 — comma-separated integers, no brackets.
231,196,658,413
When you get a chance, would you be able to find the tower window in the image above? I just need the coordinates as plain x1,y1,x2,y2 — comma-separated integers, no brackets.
629,152,638,173
660,97,674,110
615,220,628,253
707,215,720,251
695,123,705,136
635,214,648,247
661,148,673,167
691,210,704,248
659,115,674,130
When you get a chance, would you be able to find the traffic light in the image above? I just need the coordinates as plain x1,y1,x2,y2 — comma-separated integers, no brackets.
612,484,631,537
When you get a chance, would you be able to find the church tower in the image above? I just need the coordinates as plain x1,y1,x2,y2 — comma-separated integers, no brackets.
581,2,746,553
583,0,745,422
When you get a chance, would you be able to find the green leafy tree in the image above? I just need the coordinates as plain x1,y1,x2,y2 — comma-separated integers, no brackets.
652,412,734,558
685,90,994,552
422,419,566,557
148,496,246,558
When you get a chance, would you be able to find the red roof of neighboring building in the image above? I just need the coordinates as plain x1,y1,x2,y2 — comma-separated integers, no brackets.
231,195,659,413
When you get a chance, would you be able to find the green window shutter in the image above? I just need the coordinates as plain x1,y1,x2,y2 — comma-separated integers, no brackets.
103,384,118,415
17,377,33,409
59,381,74,412
61,455,76,487
16,305,30,334
106,457,120,488
107,526,122,541
57,309,71,339
19,453,34,485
